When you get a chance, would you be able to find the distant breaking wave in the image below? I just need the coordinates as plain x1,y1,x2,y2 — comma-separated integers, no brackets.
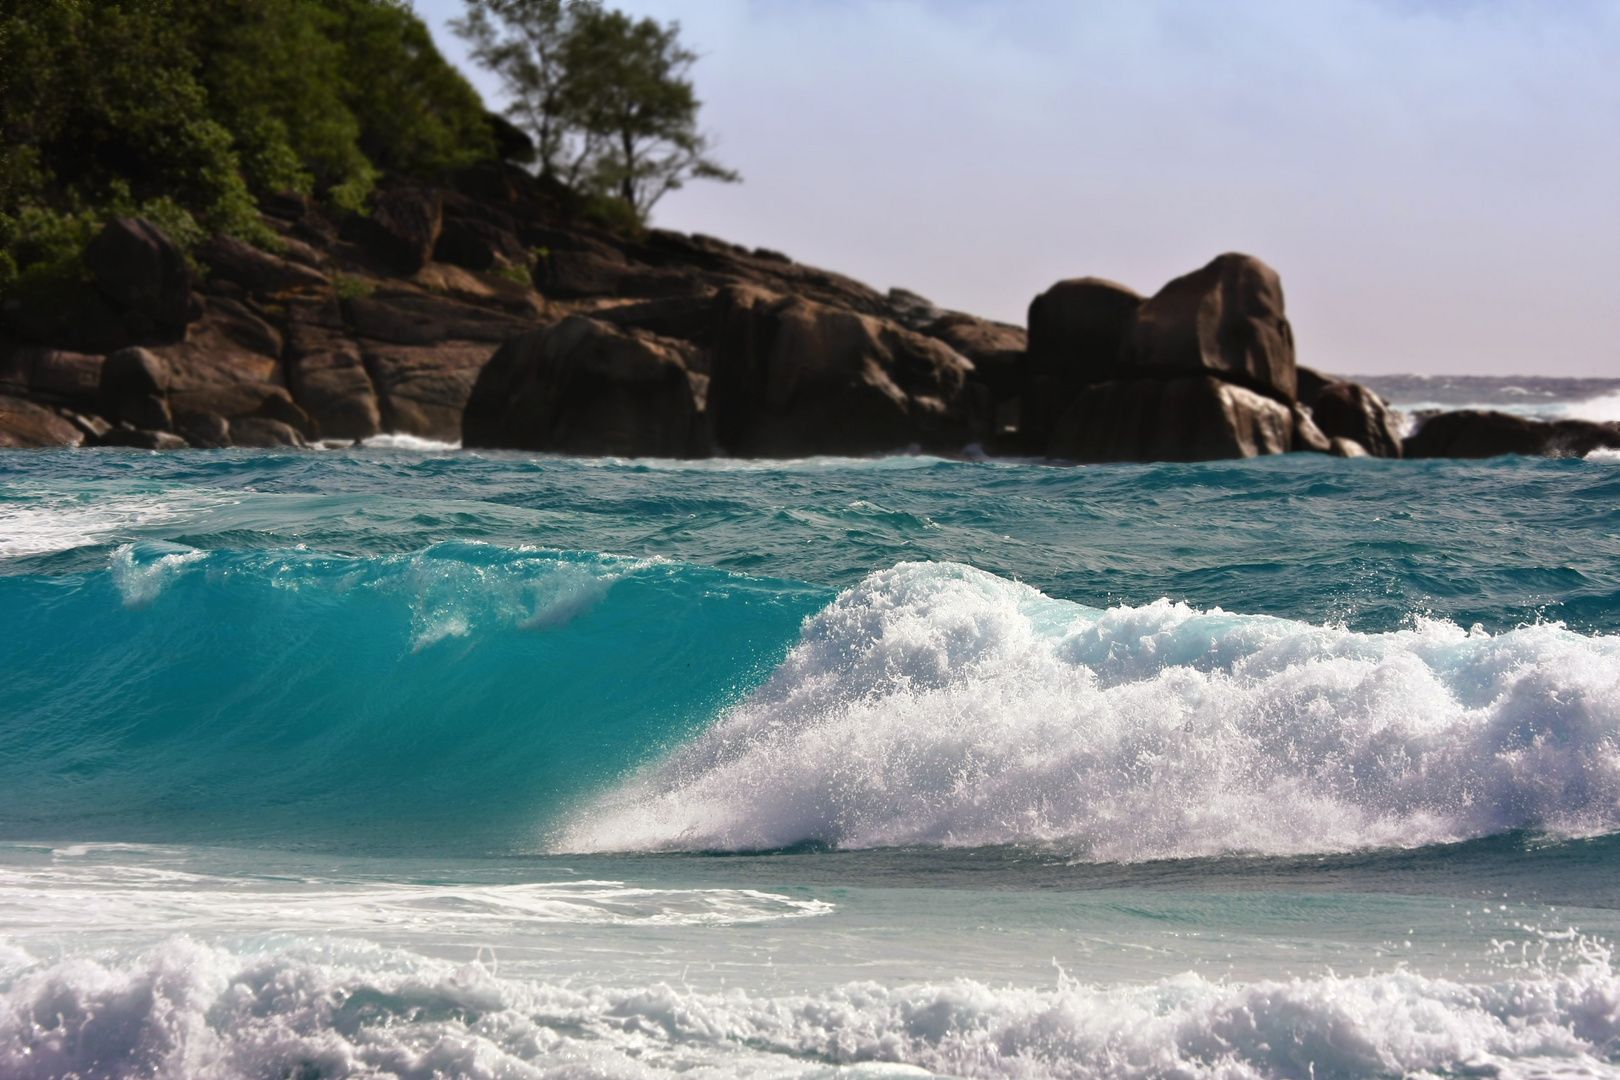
5,934,1620,1080
559,562,1620,860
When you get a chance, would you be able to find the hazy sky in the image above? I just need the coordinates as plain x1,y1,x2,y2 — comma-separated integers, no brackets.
414,0,1619,376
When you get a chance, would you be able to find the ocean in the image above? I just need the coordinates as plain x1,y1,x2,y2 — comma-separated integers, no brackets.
3,375,1620,1079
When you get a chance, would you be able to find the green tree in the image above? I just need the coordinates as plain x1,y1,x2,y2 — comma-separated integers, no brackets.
452,0,585,180
454,0,737,220
561,7,737,217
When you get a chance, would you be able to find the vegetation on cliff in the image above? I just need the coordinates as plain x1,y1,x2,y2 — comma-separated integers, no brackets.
0,0,734,299
0,0,493,290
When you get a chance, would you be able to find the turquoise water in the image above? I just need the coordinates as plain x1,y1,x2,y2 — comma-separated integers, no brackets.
3,446,1620,1078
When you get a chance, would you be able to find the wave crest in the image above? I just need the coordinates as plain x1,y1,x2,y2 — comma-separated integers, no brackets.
558,562,1620,859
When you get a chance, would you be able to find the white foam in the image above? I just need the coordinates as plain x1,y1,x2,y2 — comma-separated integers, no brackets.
1555,391,1620,425
403,546,642,650
110,541,208,606
2,935,1618,1080
1586,448,1620,463
360,432,463,451
0,488,233,559
558,562,1620,860
0,863,832,935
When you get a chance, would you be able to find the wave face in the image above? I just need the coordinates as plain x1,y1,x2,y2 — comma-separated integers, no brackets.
5,934,1620,1080
0,540,822,849
4,450,1620,855
562,562,1620,859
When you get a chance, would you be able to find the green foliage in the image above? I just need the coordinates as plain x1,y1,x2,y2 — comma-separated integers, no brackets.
323,0,495,179
453,0,575,178
560,7,738,218
493,263,535,286
455,0,738,221
0,0,495,290
333,273,376,300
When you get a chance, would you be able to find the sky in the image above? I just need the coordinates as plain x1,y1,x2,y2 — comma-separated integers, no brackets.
413,0,1620,377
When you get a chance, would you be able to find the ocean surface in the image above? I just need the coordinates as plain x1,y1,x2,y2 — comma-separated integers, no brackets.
3,381,1620,1079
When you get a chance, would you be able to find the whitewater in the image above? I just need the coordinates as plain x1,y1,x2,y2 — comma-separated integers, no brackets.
4,427,1620,1078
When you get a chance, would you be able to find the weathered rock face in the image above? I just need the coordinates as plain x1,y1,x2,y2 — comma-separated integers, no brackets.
1119,253,1298,402
924,313,1025,404
595,292,721,344
0,394,84,447
1404,410,1620,459
286,325,382,441
0,347,104,401
352,187,444,275
1047,376,1294,464
228,417,308,448
149,316,310,435
174,410,230,448
434,217,529,272
463,316,707,456
1291,403,1332,454
362,341,494,442
83,218,194,332
196,235,329,295
345,289,535,346
1024,278,1143,442
1313,382,1403,458
1295,365,1337,408
710,286,975,457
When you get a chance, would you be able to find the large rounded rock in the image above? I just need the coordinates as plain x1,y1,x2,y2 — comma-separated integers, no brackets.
1119,253,1298,402
710,287,975,457
1404,410,1620,459
1024,277,1143,442
463,316,708,457
1047,376,1294,463
101,346,170,397
83,218,193,330
1313,381,1403,458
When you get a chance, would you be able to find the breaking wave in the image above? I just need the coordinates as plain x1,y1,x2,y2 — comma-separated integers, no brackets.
560,562,1620,860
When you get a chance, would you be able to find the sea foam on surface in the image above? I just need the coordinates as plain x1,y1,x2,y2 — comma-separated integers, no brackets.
559,562,1620,859
4,934,1620,1080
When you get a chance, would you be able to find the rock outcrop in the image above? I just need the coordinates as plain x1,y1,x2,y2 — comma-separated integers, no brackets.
1047,377,1294,463
710,287,975,457
1023,255,1305,461
464,315,708,456
1404,410,1620,459
0,394,84,447
1024,278,1143,443
0,165,1567,463
83,217,195,333
1312,381,1403,458
1119,253,1298,402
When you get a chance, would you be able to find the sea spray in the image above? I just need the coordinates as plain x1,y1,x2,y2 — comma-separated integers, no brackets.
560,562,1620,858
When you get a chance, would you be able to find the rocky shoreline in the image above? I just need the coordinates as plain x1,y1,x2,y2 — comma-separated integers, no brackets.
3,163,1616,461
